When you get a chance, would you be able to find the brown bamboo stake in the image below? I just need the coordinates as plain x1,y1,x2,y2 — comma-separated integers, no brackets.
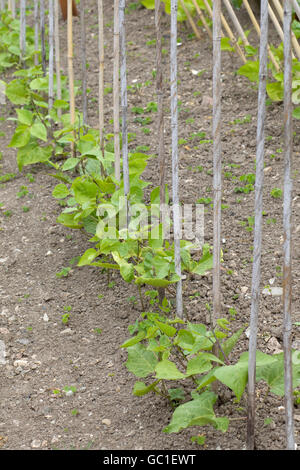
202,0,246,63
178,0,201,39
242,0,280,72
223,0,250,46
54,0,62,120
67,0,75,155
271,0,300,60
113,0,120,182
80,0,88,128
191,0,212,40
98,0,105,164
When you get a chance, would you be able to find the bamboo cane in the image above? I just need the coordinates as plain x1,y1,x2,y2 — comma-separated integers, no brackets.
98,0,105,165
178,0,201,40
120,0,129,226
80,0,87,128
191,0,212,40
212,0,222,333
293,0,300,21
10,0,14,17
247,0,268,451
156,0,166,306
34,0,39,66
48,0,54,111
282,0,295,452
223,0,250,46
67,0,75,155
40,0,46,74
59,0,78,21
271,0,300,60
54,0,62,120
242,0,280,72
170,0,183,318
202,0,246,63
20,0,26,63
268,1,296,60
113,0,120,183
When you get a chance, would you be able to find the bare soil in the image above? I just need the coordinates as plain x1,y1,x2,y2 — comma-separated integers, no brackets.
0,2,299,451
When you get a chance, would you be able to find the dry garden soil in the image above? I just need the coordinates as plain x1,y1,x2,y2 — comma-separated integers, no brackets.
0,1,299,451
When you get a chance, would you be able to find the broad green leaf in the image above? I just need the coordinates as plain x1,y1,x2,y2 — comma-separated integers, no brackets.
72,178,99,205
266,82,284,102
121,331,146,348
220,327,244,359
174,329,195,352
17,143,52,171
154,320,177,338
293,106,300,119
52,183,70,199
135,275,180,288
133,380,160,396
186,353,224,377
30,122,48,142
256,351,300,396
62,157,80,171
16,108,33,125
237,60,259,83
56,212,83,229
163,390,229,434
112,252,134,283
155,359,186,380
8,128,30,148
214,359,248,402
191,251,213,276
6,79,30,105
125,343,158,378
77,248,100,266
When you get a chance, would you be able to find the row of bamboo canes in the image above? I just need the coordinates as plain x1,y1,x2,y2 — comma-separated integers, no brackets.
0,0,296,452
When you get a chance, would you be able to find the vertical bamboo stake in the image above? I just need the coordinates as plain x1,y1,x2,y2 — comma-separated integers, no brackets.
48,0,54,111
120,0,129,225
156,0,166,305
247,0,269,451
54,0,62,119
20,0,26,63
267,2,295,60
98,0,105,159
170,0,183,318
80,0,87,127
282,0,295,451
40,0,46,74
67,0,75,155
113,0,120,182
34,0,39,66
212,0,222,331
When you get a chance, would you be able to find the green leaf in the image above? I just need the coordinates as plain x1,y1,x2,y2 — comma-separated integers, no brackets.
186,353,224,377
17,143,52,171
77,248,100,266
30,122,48,141
112,252,134,283
293,106,300,119
163,390,229,434
266,82,284,102
191,251,213,275
6,79,30,105
52,183,70,199
56,212,83,229
155,359,186,380
121,331,146,348
72,177,99,205
125,343,158,378
133,380,160,396
237,60,259,82
154,320,177,338
220,327,244,359
8,128,30,148
62,157,80,171
135,275,180,288
174,329,195,352
16,109,33,126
